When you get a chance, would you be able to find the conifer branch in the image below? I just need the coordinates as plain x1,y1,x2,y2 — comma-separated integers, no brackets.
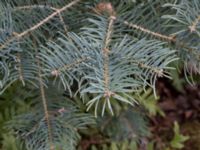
136,61,165,78
176,42,200,60
14,0,79,38
15,5,68,33
0,0,81,49
35,47,54,150
0,28,19,36
102,16,116,99
189,15,200,32
115,17,175,42
15,5,57,11
50,57,88,77
58,13,68,34
113,16,200,60
16,53,25,86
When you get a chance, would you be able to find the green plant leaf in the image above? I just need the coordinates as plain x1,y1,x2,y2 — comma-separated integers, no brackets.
170,121,189,149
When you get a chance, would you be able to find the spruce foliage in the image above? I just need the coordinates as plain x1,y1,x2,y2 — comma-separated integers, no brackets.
0,0,199,149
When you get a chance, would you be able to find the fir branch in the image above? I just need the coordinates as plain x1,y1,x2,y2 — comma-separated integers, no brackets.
14,33,25,86
131,60,165,78
176,41,200,60
35,47,54,150
112,16,175,42
103,16,115,94
113,16,200,61
50,57,88,77
0,28,18,36
15,5,68,33
14,0,79,37
58,13,68,34
0,0,81,49
189,15,200,32
16,53,25,86
14,5,57,11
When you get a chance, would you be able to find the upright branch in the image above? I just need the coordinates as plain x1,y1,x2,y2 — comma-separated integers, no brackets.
0,0,81,49
35,47,54,150
97,2,116,99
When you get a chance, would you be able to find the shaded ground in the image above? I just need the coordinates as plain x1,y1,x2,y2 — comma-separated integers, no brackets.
150,79,200,150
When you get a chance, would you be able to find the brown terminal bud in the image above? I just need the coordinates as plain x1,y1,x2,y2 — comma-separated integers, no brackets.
94,2,116,16
51,69,59,76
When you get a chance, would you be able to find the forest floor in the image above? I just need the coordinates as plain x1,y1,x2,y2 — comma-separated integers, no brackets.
150,79,200,150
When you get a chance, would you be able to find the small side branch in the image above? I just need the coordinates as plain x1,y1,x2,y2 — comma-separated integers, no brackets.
15,5,68,33
0,0,81,49
15,5,57,11
189,15,200,32
15,0,80,38
130,60,166,78
113,16,200,60
16,53,25,86
138,62,165,78
117,17,175,42
51,57,88,76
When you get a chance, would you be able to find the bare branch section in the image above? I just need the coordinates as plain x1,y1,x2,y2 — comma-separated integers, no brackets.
189,15,200,32
0,0,81,49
